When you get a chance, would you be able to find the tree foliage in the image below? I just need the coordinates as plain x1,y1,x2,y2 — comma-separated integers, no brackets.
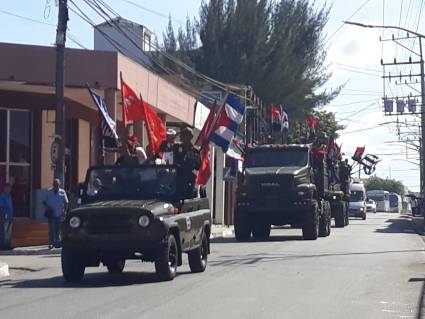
364,176,406,197
162,0,341,118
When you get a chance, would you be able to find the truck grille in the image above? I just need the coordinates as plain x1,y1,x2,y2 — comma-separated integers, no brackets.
85,212,134,234
256,175,294,195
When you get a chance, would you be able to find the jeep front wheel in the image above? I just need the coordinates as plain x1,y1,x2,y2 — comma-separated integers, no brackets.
234,210,251,241
188,232,208,273
302,201,319,240
61,248,85,282
252,223,271,240
106,259,125,274
155,234,178,281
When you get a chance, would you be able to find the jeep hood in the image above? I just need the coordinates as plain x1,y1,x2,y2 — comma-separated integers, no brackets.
73,199,173,217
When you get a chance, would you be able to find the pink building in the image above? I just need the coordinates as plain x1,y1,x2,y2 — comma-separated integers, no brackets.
0,42,197,246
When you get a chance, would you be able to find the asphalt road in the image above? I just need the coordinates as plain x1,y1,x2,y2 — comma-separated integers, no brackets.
0,213,424,319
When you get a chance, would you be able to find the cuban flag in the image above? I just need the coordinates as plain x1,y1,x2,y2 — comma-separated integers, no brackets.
209,94,245,152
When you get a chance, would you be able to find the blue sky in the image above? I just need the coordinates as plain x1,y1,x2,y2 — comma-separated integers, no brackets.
0,0,422,191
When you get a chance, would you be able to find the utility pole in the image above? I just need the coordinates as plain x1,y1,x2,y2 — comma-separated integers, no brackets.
345,21,425,201
53,0,69,185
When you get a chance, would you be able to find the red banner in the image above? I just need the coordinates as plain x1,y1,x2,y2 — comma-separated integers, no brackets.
121,79,144,127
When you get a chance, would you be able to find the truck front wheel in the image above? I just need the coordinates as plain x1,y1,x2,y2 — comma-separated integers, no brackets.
302,201,319,240
234,210,251,241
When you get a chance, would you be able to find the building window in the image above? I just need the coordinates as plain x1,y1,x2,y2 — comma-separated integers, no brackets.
143,33,151,51
0,108,32,217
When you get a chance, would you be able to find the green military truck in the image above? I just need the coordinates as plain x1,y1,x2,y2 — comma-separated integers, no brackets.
234,144,349,241
61,164,211,282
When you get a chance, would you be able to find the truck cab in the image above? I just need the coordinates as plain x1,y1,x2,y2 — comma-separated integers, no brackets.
235,144,334,241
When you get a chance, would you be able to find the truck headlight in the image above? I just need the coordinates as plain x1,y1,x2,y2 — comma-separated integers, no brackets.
138,215,150,228
360,207,364,212
69,216,81,229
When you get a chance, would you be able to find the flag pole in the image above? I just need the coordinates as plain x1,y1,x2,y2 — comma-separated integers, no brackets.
139,93,151,155
119,72,128,139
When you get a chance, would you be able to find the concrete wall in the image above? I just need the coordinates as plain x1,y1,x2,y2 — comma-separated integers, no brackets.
78,119,91,183
117,54,196,125
40,110,55,189
94,23,152,68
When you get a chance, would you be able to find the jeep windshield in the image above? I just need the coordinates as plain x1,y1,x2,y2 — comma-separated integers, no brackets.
246,149,308,168
84,166,177,201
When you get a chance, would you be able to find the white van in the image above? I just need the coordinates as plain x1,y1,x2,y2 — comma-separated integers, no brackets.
349,181,367,220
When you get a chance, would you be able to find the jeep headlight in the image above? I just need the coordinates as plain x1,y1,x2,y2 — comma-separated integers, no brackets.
359,207,365,212
69,216,81,229
138,215,150,228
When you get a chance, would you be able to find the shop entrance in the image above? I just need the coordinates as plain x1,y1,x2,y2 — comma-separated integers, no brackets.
0,108,32,217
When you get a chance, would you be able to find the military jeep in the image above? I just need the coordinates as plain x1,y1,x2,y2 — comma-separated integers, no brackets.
61,165,211,282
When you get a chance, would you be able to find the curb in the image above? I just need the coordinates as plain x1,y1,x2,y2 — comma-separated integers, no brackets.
211,227,234,239
0,246,61,256
0,262,9,278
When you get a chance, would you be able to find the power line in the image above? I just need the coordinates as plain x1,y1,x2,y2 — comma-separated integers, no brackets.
119,0,184,25
0,8,87,49
80,0,251,100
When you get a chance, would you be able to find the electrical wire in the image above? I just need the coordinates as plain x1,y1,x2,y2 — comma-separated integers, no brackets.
0,8,87,49
325,0,372,45
81,0,251,100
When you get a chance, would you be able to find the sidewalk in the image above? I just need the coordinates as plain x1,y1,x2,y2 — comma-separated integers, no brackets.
211,224,234,239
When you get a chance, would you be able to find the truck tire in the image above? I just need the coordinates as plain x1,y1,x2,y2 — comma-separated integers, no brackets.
61,248,85,282
319,201,331,237
188,232,208,273
303,201,319,240
234,210,251,241
252,223,271,240
155,234,178,281
106,259,125,274
334,201,345,228
344,204,349,226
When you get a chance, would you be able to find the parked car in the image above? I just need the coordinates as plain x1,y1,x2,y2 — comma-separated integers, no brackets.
366,199,376,213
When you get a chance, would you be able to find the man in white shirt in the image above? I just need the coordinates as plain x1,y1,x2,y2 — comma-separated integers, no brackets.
43,179,69,249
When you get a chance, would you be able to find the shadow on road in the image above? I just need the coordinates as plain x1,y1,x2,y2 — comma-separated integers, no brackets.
209,249,424,267
375,216,423,234
0,270,192,289
211,235,303,244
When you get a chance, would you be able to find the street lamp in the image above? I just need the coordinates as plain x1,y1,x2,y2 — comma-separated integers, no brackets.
344,21,425,202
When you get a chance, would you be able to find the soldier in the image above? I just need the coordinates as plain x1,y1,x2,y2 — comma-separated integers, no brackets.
173,127,201,198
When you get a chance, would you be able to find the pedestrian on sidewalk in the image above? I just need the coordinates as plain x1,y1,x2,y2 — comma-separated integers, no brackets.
43,179,69,249
0,183,13,250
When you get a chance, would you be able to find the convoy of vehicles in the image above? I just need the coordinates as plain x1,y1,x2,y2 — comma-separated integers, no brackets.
234,144,350,241
366,190,390,212
389,193,402,213
349,181,367,220
61,142,381,283
61,165,211,282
